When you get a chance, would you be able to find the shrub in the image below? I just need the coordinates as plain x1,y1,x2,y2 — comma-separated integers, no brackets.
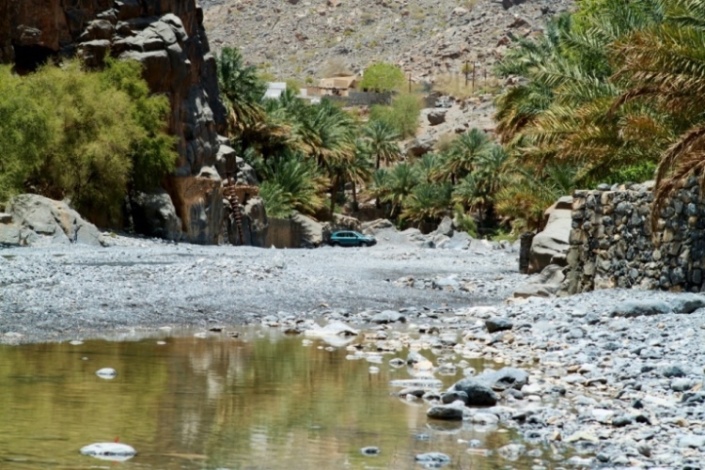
0,68,53,201
369,93,422,138
359,62,406,93
0,60,175,224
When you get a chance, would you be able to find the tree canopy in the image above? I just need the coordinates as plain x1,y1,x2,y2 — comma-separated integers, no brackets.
0,60,175,224
359,62,406,93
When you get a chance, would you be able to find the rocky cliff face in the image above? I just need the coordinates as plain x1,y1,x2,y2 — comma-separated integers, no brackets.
202,0,574,82
0,0,228,243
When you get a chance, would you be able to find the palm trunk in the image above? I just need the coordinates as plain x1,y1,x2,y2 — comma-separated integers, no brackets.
330,176,339,216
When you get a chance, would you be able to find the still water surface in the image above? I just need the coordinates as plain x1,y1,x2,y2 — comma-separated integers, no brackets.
0,329,533,469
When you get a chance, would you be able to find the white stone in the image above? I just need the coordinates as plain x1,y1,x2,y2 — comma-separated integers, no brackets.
80,442,136,461
95,368,117,379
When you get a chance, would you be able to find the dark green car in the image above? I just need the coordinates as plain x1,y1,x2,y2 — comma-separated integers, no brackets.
328,231,377,247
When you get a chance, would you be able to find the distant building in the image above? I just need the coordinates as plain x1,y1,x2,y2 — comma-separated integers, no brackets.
316,75,358,97
264,82,287,99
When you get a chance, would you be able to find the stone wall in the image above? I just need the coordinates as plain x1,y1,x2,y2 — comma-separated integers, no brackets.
563,179,705,294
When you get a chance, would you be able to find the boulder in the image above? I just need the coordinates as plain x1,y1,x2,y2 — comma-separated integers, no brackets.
475,367,529,391
304,321,358,347
4,194,101,247
405,136,436,157
292,212,324,247
610,300,672,318
130,189,183,241
513,264,566,298
434,216,454,237
529,196,572,273
370,310,406,324
80,442,136,462
449,378,498,407
485,317,513,333
426,109,447,126
427,404,464,420
242,197,268,247
214,143,259,186
441,231,473,250
168,176,224,244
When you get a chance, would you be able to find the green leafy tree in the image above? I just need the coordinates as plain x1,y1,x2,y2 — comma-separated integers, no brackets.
99,58,177,191
0,68,53,201
0,60,175,224
359,62,406,92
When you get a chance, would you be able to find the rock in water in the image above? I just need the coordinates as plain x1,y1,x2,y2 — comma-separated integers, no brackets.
80,442,136,461
450,379,498,406
95,368,117,379
415,452,451,466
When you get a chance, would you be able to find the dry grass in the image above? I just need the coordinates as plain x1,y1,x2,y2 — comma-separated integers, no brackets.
433,72,501,99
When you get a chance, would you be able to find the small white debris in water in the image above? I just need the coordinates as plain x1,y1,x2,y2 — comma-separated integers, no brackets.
69,340,83,346
324,346,335,352
156,341,167,345
95,368,117,379
301,339,312,347
80,442,136,462
159,326,172,331
193,332,208,339
82,357,89,361
369,366,380,374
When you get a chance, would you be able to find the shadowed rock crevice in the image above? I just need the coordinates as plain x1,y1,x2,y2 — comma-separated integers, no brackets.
12,44,55,74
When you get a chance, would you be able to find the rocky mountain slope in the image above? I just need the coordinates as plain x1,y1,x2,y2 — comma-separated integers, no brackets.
201,0,574,82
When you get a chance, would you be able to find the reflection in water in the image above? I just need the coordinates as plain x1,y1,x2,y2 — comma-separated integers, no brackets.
0,330,540,469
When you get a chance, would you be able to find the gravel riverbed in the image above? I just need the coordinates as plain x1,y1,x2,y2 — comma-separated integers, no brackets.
2,229,705,468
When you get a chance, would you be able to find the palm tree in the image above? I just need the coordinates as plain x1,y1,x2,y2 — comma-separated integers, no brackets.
368,168,392,211
401,183,453,226
384,163,418,217
259,150,328,217
413,153,444,184
442,129,492,182
494,3,666,185
495,163,577,232
451,145,509,227
216,47,266,133
608,0,705,224
346,140,374,208
362,120,401,169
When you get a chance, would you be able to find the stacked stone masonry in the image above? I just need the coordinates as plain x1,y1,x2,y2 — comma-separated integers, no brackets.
563,178,705,294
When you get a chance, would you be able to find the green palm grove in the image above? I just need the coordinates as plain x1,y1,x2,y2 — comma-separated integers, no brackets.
3,0,705,238
493,0,705,231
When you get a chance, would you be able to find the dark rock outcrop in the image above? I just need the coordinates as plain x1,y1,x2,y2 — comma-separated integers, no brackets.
130,189,182,241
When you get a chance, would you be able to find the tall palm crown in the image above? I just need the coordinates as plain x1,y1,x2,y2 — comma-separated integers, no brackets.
362,120,401,169
216,47,266,131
